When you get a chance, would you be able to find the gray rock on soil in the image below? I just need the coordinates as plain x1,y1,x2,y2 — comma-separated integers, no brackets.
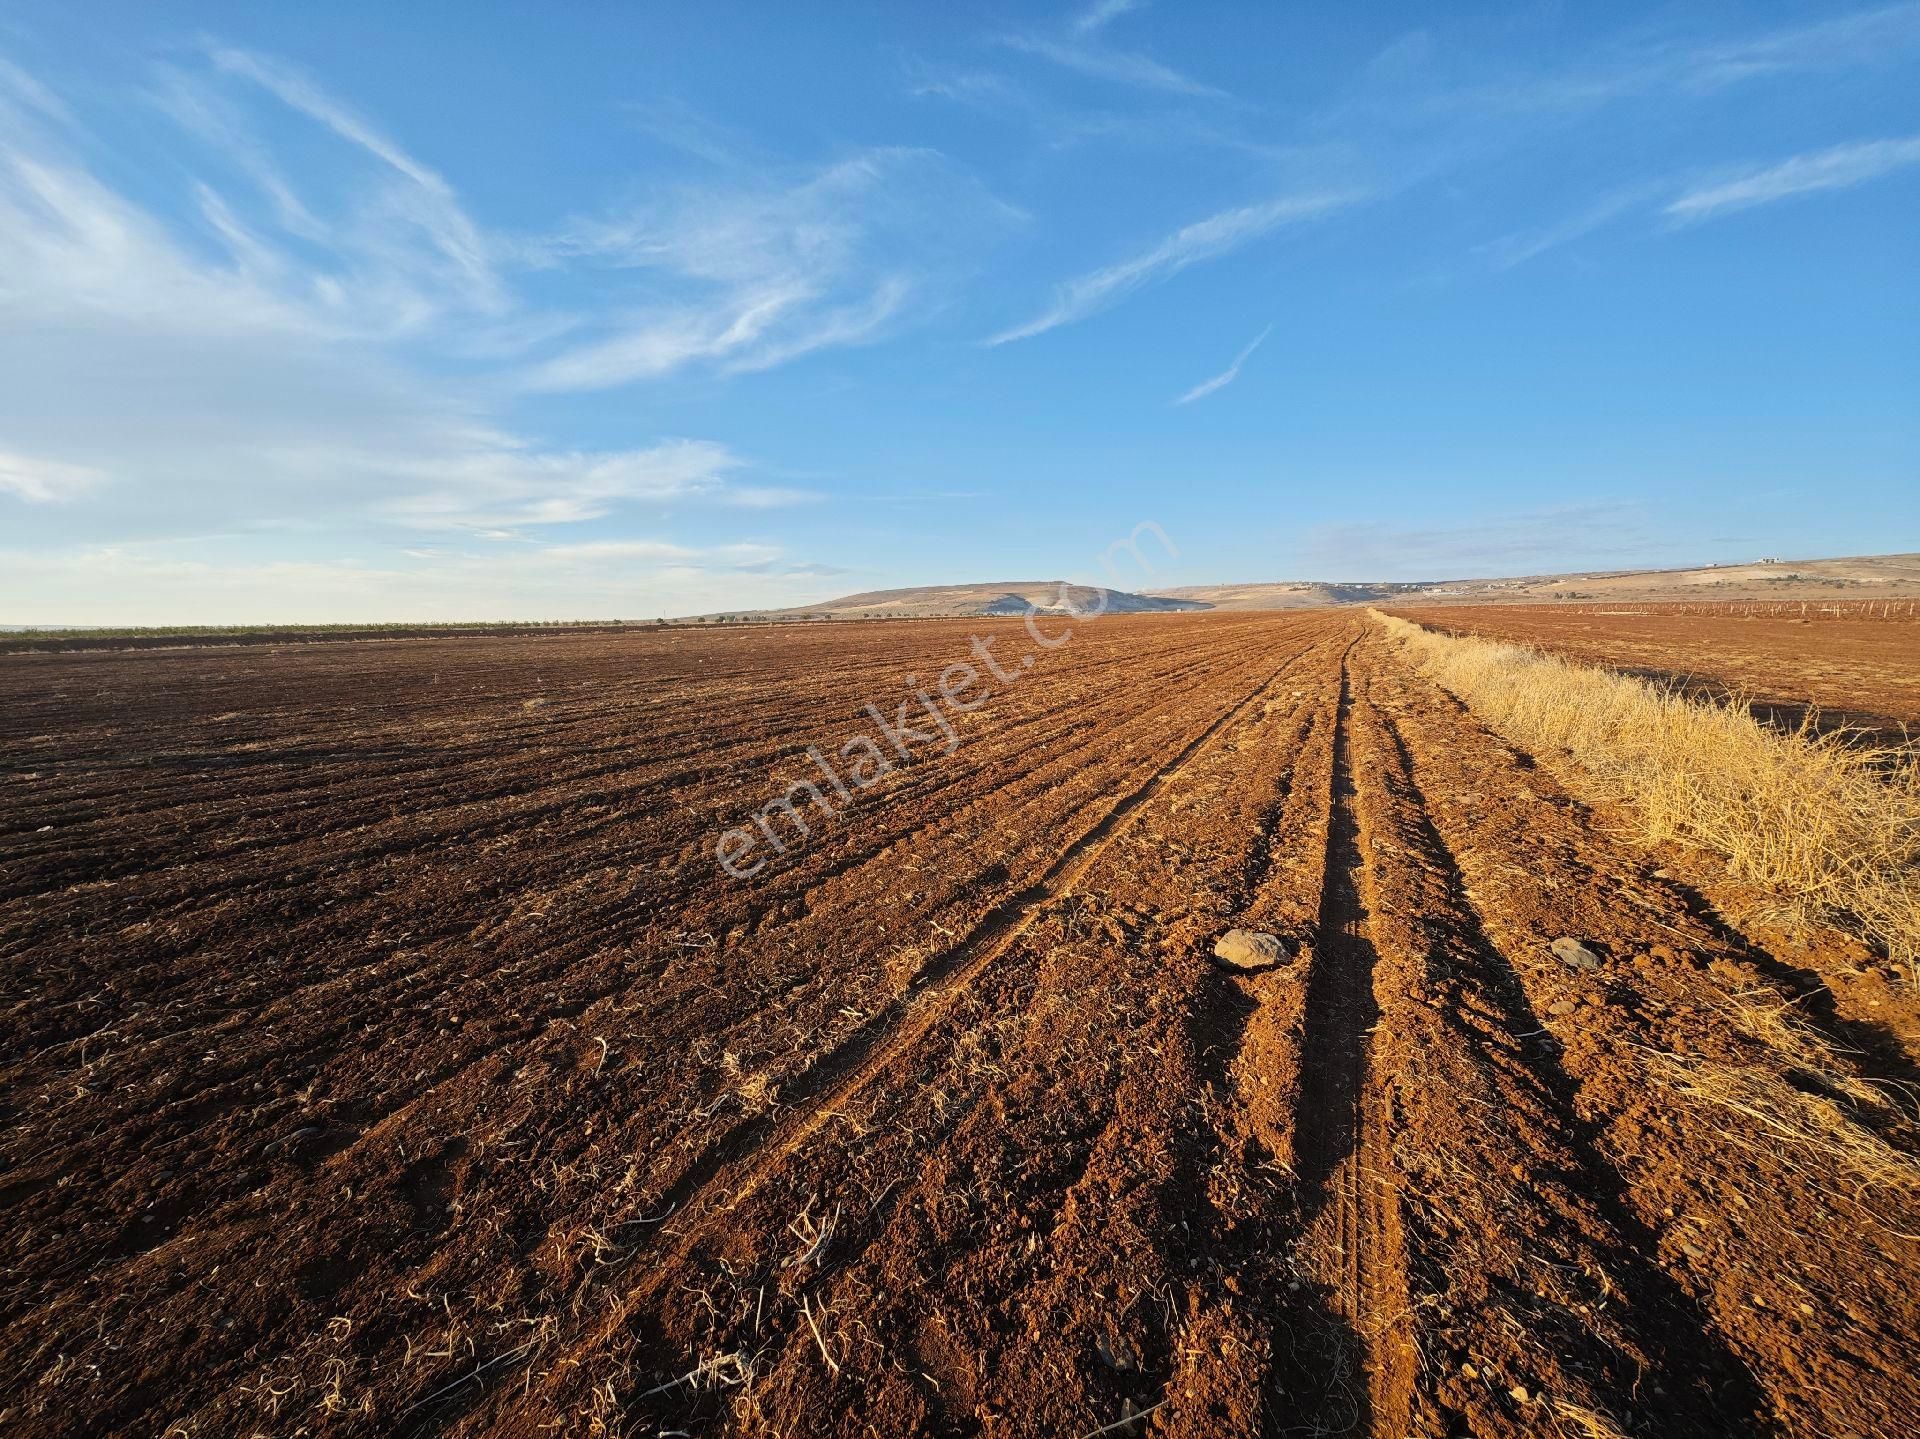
1549,936,1602,971
1212,929,1291,971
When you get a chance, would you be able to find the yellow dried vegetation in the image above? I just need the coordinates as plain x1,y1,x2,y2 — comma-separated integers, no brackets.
1377,613,1920,969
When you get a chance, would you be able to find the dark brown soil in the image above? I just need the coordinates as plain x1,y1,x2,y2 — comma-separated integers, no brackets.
3,613,1916,1437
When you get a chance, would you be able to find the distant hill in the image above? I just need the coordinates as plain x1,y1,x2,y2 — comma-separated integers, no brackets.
1350,553,1920,605
706,581,1212,621
1150,581,1421,610
1154,554,1920,609
679,553,1920,623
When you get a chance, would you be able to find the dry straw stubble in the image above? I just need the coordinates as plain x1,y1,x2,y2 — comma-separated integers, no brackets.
1376,613,1920,969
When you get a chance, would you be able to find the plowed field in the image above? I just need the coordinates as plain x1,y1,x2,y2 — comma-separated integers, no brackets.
4,613,1917,1438
1392,605,1920,741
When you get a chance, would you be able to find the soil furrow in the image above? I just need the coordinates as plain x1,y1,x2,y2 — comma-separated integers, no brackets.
645,626,1352,1438
1353,649,1768,1435
0,633,1279,1255
8,611,1920,1439
435,634,1324,1434
1371,629,1920,1437
1282,645,1414,1437
0,637,1298,1348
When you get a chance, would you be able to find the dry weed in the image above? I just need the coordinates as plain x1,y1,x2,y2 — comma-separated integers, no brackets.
1641,1048,1920,1219
1377,614,1920,969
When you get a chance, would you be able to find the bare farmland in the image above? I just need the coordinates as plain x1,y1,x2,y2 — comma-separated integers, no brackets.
3,612,1917,1437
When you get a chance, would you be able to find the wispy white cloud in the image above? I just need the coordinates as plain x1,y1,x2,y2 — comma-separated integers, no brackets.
0,538,836,625
1593,4,1920,105
521,150,1018,390
0,128,299,335
536,538,776,565
0,39,988,620
372,438,775,530
1475,184,1664,270
904,56,1288,159
618,96,755,168
206,46,504,312
1312,9,1920,273
0,54,70,124
1074,0,1145,36
988,193,1356,345
1475,134,1920,269
1666,135,1920,222
1174,323,1271,404
147,65,329,241
1330,5,1920,134
723,484,826,509
905,66,1025,108
18,44,1009,399
0,450,102,502
998,31,1222,98
0,53,817,551
1681,3,1920,91
0,47,502,346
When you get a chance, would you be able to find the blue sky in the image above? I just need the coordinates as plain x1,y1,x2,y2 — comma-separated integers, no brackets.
1,2,1915,622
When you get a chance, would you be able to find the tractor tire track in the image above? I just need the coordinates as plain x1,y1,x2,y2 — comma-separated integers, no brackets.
489,631,1330,1431
1370,624,1920,1438
1352,644,1766,1436
1283,643,1414,1437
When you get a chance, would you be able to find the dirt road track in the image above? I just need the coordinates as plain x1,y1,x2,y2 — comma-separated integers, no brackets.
3,613,1917,1437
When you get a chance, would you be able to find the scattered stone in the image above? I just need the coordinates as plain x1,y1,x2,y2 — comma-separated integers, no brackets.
1548,1000,1577,1016
1211,929,1291,971
1549,936,1601,971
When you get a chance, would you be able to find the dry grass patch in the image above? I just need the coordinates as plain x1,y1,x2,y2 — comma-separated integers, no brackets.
1377,613,1920,969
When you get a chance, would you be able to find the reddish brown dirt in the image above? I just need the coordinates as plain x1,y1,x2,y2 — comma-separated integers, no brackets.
1392,603,1920,741
3,612,1918,1437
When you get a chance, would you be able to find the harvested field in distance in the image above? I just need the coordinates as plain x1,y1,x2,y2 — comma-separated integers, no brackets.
1391,603,1920,742
5,612,1920,1438
1379,615,1920,970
